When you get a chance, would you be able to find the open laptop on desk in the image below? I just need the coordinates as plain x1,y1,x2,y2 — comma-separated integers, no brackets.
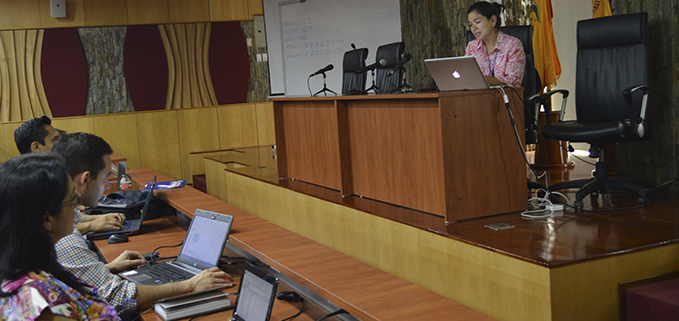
85,176,157,240
425,56,502,91
119,209,234,285
231,263,279,321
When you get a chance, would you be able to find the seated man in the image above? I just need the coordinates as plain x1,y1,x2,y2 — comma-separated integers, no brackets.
52,133,233,315
14,116,124,234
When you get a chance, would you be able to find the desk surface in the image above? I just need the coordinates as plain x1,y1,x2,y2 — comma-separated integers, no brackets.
93,168,494,320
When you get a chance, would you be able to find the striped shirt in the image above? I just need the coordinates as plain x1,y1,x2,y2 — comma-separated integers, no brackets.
55,209,138,314
465,31,526,87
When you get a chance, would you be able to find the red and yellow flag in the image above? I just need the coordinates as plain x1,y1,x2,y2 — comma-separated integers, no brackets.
593,0,612,18
531,0,561,90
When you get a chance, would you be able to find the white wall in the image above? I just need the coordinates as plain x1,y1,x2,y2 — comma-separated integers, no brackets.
551,0,592,150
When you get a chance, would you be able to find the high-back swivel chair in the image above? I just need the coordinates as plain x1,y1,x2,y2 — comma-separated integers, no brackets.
529,13,653,210
342,48,369,95
467,26,542,144
374,42,406,94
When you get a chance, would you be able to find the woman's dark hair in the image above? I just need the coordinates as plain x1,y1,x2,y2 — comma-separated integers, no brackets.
468,1,504,31
0,153,86,297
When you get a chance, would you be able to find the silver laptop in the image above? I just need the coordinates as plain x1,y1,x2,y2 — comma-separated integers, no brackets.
119,209,234,285
424,56,490,91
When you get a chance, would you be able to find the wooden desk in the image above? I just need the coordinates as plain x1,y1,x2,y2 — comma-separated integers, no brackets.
272,91,527,223
94,168,494,320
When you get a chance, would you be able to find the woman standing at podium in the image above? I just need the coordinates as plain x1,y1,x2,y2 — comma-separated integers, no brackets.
0,154,119,320
465,1,525,87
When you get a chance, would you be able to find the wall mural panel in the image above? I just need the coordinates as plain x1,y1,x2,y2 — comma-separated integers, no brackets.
0,22,249,119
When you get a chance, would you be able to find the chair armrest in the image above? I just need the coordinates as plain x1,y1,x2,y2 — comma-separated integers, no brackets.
623,85,650,121
528,89,569,123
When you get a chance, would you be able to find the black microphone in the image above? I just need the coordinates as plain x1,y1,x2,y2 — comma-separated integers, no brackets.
388,53,412,75
355,59,387,74
310,64,334,77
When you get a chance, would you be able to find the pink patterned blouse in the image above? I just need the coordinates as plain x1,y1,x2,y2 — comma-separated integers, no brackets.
0,270,119,320
465,31,526,87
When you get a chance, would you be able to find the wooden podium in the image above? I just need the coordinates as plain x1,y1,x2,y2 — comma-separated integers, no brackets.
272,91,526,223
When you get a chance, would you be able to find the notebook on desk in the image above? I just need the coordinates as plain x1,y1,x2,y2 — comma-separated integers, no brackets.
119,209,234,285
85,176,157,240
424,56,491,91
231,263,279,321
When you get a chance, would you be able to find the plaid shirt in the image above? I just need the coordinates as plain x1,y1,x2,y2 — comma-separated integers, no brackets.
55,210,138,314
465,31,526,87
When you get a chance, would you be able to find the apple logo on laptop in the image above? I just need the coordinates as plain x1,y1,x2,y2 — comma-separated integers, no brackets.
452,71,461,79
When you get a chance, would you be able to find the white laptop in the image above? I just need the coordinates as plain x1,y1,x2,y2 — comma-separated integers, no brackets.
424,56,491,91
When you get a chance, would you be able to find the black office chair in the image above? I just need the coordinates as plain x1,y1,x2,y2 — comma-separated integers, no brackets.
530,13,653,210
466,26,542,144
374,42,406,94
342,48,369,95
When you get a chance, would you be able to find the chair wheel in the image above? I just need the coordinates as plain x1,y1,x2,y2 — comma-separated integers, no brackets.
637,197,649,205
574,200,584,211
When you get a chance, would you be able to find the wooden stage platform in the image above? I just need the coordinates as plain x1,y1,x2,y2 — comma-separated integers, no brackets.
203,146,679,321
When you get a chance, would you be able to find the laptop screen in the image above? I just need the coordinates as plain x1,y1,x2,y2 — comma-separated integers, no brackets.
232,264,279,321
177,210,233,268
138,176,156,221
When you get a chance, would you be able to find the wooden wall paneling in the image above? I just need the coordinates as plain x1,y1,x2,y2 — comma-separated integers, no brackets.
255,101,275,146
0,31,21,121
83,0,128,26
126,0,170,25
168,0,210,23
0,0,41,30
223,170,553,321
177,107,220,182
347,98,447,216
249,0,263,17
0,32,7,122
52,116,95,134
204,157,229,202
0,123,8,162
39,0,86,28
550,244,679,321
25,30,49,118
217,103,258,149
136,110,182,179
2,121,22,161
174,24,191,108
13,31,34,120
93,113,141,170
157,25,178,110
33,30,51,117
201,23,218,105
186,23,199,107
209,0,250,21
194,23,209,106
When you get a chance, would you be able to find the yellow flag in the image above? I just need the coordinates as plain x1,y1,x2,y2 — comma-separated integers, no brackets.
593,0,612,17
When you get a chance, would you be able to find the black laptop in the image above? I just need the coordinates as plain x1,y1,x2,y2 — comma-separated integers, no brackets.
85,176,157,240
119,209,234,285
231,263,279,321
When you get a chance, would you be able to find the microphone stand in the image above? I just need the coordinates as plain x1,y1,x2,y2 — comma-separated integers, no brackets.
313,72,337,97
364,69,379,93
392,66,413,93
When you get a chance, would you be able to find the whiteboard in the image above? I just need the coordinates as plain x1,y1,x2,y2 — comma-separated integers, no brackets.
263,0,402,96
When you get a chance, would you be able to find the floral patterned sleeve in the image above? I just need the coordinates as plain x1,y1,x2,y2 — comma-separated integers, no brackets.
495,34,526,87
0,270,120,321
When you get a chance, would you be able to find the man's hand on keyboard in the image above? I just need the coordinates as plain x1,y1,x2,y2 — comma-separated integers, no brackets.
79,213,126,234
106,250,146,274
184,267,234,292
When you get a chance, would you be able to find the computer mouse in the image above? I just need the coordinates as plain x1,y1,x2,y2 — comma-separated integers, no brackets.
107,234,129,244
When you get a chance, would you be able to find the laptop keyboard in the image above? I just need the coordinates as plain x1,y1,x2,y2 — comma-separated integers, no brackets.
145,263,195,283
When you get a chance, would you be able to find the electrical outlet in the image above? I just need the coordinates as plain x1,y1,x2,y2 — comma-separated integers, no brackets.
51,0,66,18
